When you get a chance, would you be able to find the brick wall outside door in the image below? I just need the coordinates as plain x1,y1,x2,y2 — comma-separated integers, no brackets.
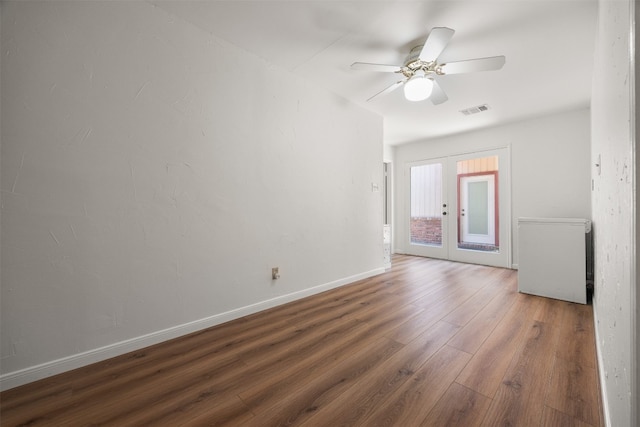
410,217,442,245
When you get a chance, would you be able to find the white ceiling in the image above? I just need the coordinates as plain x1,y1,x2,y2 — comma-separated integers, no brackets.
152,0,598,145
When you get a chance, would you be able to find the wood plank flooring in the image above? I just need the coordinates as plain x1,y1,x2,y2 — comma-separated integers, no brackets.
0,255,603,426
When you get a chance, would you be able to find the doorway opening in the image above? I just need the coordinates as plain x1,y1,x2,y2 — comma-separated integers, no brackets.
405,148,509,268
456,156,499,253
410,162,443,247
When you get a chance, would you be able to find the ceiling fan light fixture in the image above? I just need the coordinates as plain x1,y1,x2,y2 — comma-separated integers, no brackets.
403,75,434,101
352,27,505,104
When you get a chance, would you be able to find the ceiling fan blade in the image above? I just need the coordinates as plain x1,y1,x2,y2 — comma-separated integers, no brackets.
351,62,401,73
419,27,455,62
440,56,506,75
429,79,448,105
367,80,404,102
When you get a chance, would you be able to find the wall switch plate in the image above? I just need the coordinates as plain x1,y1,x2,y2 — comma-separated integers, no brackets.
272,267,280,280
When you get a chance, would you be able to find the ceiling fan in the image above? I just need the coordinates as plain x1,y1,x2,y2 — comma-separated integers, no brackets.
351,27,505,104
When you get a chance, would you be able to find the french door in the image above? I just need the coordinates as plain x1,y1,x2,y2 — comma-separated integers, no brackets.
406,148,510,268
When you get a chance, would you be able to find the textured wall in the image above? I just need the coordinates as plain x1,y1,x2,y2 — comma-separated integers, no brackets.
590,0,636,425
0,1,384,388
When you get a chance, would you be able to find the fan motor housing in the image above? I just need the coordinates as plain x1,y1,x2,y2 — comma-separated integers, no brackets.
401,45,441,78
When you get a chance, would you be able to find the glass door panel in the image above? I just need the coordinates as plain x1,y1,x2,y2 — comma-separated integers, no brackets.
459,173,496,248
406,159,448,259
411,163,443,246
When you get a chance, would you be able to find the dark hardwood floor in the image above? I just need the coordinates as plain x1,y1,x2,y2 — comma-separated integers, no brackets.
0,255,603,426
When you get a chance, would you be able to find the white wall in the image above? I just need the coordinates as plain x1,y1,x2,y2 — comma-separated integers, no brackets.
591,0,637,425
636,2,639,422
0,1,384,389
393,108,592,266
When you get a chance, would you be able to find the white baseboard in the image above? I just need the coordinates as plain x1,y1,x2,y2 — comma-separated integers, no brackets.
593,303,612,427
0,267,385,392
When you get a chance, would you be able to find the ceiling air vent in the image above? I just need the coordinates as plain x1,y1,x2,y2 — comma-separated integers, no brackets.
460,104,490,116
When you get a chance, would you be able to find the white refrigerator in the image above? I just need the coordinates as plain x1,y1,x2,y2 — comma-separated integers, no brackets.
517,217,591,304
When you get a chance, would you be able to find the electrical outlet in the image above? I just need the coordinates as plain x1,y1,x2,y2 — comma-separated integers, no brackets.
272,267,280,280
